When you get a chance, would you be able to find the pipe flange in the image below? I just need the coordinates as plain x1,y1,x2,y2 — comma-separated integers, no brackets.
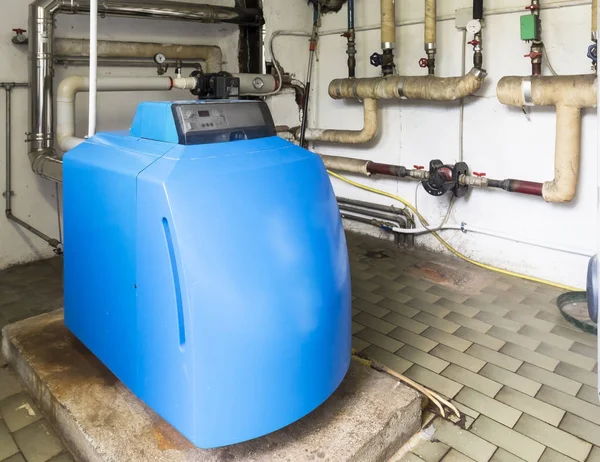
522,76,534,107
424,42,437,52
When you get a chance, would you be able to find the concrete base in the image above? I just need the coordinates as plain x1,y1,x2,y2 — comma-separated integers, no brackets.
1,310,421,462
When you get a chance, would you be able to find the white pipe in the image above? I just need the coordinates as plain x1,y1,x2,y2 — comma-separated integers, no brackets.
57,76,196,152
88,0,98,138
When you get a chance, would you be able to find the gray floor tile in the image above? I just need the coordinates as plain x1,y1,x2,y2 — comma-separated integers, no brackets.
355,327,403,353
504,312,554,332
353,287,385,304
407,299,452,318
377,298,420,318
351,322,365,335
414,312,460,333
0,367,23,402
352,298,390,318
514,414,592,462
430,345,486,373
0,419,19,461
554,363,597,388
412,438,451,462
389,327,438,352
536,386,600,426
518,326,574,351
383,312,428,334
396,346,449,374
455,388,522,428
500,344,559,372
13,420,63,462
536,343,596,372
489,448,526,462
395,275,435,292
427,286,470,304
518,363,583,396
465,344,523,373
422,328,472,352
441,449,476,462
445,312,491,334
374,286,413,305
442,365,502,397
576,385,599,406
539,448,578,462
0,393,43,432
404,365,463,399
585,446,600,461
433,418,496,462
401,452,427,462
48,453,76,462
2,453,27,462
488,327,540,351
474,312,522,332
361,345,412,374
351,336,371,353
470,416,545,462
455,328,505,352
435,299,480,318
551,326,596,348
496,387,565,426
461,299,510,317
559,413,600,447
479,364,541,397
353,312,396,335
570,342,597,360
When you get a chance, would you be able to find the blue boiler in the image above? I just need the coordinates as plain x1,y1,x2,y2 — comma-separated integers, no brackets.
62,100,352,448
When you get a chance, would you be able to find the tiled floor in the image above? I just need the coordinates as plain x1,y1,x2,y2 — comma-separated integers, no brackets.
0,233,598,462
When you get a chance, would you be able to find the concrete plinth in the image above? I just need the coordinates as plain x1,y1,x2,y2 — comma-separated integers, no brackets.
2,310,421,462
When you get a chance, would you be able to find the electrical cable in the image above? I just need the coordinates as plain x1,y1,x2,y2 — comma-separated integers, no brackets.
328,170,580,292
542,42,560,76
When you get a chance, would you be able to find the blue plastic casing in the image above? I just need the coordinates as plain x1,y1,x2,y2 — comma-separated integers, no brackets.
63,100,351,448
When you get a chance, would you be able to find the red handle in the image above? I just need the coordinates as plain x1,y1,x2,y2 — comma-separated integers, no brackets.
524,51,542,59
413,165,425,170
12,28,26,34
468,39,480,46
473,172,487,177
418,58,428,68
525,4,540,10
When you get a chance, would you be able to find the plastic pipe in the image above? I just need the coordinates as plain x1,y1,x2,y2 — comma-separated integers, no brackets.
497,75,597,202
56,75,196,152
329,67,486,101
298,99,378,144
88,0,98,138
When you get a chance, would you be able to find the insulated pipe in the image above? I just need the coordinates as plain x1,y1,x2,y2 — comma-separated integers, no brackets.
593,0,598,41
56,76,197,152
54,38,224,73
380,0,396,76
329,67,486,101
424,0,437,75
28,0,261,181
299,99,378,144
497,75,597,202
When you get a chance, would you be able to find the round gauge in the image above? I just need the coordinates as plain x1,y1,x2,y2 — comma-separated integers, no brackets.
154,53,167,65
466,20,482,35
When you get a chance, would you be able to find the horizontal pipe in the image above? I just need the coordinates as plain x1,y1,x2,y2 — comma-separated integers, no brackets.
300,99,378,143
55,38,223,72
6,212,61,248
337,197,408,216
339,204,408,227
329,68,486,101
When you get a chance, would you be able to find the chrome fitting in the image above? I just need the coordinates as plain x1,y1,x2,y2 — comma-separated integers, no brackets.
470,67,487,79
424,42,437,52
382,41,395,50
522,76,534,106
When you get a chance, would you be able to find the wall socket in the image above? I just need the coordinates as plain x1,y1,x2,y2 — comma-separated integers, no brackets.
455,7,474,30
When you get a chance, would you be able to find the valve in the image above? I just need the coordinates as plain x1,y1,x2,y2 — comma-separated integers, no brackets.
422,160,470,198
11,28,27,45
524,51,542,59
468,39,480,47
370,52,383,68
418,58,429,68
473,172,486,177
524,4,540,10
413,165,425,170
588,44,597,64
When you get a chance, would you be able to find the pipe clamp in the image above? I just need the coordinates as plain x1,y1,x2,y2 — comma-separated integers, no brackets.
522,76,534,106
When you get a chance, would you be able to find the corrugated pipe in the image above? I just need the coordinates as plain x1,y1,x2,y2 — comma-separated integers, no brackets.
54,38,223,73
56,76,197,152
497,75,597,203
329,68,486,101
296,99,378,144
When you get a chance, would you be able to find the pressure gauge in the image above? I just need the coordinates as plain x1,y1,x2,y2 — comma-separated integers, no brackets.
466,20,482,34
154,53,167,65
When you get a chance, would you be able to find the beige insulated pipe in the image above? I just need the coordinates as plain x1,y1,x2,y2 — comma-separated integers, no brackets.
296,99,378,144
381,0,396,49
497,75,597,203
424,0,436,74
329,68,486,101
593,0,598,40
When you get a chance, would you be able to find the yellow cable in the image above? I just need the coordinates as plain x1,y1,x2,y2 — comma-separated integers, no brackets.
328,170,581,292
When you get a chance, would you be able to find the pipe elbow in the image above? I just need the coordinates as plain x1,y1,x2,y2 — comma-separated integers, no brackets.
57,76,89,103
401,67,487,101
543,178,577,203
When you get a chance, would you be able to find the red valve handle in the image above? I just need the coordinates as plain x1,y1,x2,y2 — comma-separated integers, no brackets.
473,172,487,177
413,165,425,170
12,28,26,34
468,39,480,46
524,51,542,59
525,4,540,10
418,58,428,68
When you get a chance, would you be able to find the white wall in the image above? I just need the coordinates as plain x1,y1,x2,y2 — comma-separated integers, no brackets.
266,0,597,288
0,0,240,269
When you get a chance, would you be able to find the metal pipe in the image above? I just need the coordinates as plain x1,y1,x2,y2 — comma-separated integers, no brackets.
345,0,356,78
339,203,408,228
299,5,319,148
28,0,262,180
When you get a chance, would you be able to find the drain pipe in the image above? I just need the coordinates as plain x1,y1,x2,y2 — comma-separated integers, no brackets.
497,75,597,203
28,0,263,182
296,99,378,144
57,76,197,152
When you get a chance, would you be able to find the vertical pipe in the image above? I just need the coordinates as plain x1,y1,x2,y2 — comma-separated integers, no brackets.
593,0,598,41
299,4,319,147
88,0,98,137
5,87,11,212
346,0,356,78
424,0,436,75
380,0,396,76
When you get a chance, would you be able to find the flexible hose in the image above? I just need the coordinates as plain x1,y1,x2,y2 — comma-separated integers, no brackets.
328,170,580,292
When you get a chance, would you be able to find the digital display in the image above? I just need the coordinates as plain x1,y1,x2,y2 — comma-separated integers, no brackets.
198,110,211,117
